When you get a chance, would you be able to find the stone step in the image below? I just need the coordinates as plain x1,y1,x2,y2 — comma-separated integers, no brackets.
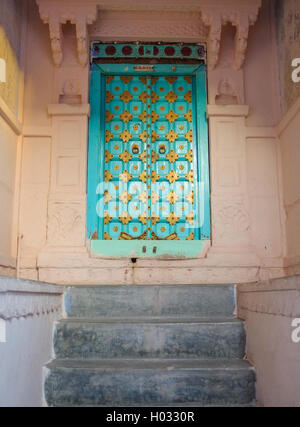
44,359,255,407
53,317,245,360
64,285,235,319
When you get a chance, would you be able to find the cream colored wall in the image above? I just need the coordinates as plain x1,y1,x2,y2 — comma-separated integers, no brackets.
238,276,300,407
0,0,24,274
278,101,300,275
17,0,289,284
0,116,18,268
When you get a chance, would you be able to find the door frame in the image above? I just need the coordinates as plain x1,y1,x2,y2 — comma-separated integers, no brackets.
87,63,210,259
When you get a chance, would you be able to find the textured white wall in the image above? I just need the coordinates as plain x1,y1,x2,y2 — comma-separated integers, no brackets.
0,276,63,407
238,275,300,407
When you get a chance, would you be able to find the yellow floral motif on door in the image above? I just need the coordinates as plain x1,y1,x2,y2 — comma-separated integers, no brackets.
102,74,198,241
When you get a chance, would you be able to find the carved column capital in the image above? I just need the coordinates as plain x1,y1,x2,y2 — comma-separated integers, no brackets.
231,8,260,70
200,1,261,70
36,0,98,67
201,9,222,70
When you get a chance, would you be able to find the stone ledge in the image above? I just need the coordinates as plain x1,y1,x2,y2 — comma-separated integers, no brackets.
0,276,64,320
237,275,300,320
0,275,64,294
207,104,250,118
47,104,90,117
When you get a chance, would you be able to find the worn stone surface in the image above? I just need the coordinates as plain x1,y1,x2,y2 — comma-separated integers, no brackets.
64,285,235,318
44,359,255,407
54,318,245,360
44,284,255,407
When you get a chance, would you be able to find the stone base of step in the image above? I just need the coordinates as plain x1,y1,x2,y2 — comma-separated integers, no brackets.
64,285,235,319
54,317,245,360
44,359,255,407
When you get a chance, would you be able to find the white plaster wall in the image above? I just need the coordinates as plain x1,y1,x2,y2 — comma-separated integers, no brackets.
0,276,63,407
238,276,300,407
245,312,300,407
0,313,58,406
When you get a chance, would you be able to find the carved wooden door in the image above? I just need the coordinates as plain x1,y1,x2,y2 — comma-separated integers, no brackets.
102,74,198,241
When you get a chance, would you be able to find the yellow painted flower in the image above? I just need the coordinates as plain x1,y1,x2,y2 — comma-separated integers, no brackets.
139,76,147,84
152,130,160,143
120,76,133,84
152,171,160,183
151,191,160,204
185,129,193,143
105,110,114,122
166,191,179,204
165,76,177,84
119,212,132,225
151,111,159,123
166,212,180,225
152,150,159,163
184,110,193,122
104,232,112,240
106,91,114,103
166,170,179,183
119,191,132,204
119,170,133,183
105,150,113,163
104,170,113,182
184,90,192,103
119,150,132,163
104,191,113,204
186,212,195,226
186,232,195,240
106,76,114,84
120,129,132,143
138,191,148,204
185,149,193,162
151,91,159,104
166,129,178,143
104,212,112,224
185,169,194,183
151,213,160,225
138,211,147,225
165,110,179,123
139,91,148,103
120,90,133,103
120,110,133,123
138,170,147,183
186,190,194,204
139,130,148,143
139,150,147,163
166,150,179,163
165,91,178,103
139,111,147,123
105,130,114,143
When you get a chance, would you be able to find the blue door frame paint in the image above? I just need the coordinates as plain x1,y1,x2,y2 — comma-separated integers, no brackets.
87,63,210,258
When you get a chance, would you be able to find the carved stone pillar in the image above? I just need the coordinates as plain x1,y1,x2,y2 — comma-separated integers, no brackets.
207,105,257,261
43,105,90,253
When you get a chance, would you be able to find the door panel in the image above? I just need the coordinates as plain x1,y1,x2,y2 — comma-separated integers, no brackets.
103,74,198,241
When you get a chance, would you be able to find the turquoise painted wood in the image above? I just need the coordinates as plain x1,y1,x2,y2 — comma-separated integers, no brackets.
87,63,210,258
91,42,206,62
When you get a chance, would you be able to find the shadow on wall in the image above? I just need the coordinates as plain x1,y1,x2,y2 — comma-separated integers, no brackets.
275,0,300,115
0,0,23,116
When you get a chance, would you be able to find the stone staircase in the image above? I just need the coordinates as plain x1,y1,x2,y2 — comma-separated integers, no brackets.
44,285,256,407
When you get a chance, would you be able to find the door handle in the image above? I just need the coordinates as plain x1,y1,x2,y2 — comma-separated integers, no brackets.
142,246,147,253
153,246,157,254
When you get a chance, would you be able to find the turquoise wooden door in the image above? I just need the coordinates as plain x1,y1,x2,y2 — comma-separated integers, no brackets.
88,64,210,258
